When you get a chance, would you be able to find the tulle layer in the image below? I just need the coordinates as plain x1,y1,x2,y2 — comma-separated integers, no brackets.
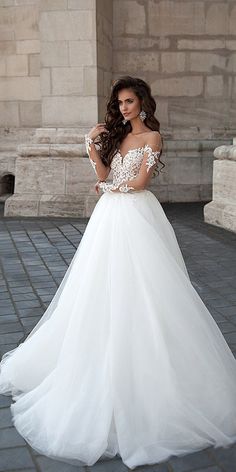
0,190,236,469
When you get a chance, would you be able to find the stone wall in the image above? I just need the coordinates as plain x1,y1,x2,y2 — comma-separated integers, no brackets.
0,0,41,128
113,0,236,139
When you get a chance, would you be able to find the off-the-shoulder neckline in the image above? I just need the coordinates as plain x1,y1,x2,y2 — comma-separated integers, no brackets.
117,144,160,163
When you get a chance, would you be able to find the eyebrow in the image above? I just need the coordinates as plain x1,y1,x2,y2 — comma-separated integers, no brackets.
117,98,134,102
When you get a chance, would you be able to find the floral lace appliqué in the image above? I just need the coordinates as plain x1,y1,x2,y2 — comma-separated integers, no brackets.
143,144,161,172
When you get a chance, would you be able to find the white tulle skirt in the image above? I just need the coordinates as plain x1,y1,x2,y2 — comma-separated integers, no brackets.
0,189,236,469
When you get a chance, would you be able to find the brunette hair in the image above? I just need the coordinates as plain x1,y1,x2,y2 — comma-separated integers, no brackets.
95,75,165,176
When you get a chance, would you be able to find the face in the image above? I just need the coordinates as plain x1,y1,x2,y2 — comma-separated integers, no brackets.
117,88,141,120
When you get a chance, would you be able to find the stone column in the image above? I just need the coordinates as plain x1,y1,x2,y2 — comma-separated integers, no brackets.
5,0,113,218
204,138,236,233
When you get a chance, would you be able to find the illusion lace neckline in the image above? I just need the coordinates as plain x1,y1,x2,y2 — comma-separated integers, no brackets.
117,145,147,164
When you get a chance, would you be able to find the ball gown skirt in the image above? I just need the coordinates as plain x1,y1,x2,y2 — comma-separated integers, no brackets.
0,189,236,470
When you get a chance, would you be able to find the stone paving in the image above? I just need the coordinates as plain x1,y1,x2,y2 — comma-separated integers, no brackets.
0,201,236,472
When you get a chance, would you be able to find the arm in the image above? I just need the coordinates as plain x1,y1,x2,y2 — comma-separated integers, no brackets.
99,132,162,193
85,134,111,181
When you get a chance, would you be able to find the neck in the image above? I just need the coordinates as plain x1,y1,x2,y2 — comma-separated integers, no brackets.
129,116,147,135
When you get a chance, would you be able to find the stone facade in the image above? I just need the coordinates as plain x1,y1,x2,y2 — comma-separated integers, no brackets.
0,0,235,217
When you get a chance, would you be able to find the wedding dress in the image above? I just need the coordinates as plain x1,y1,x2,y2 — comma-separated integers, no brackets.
0,134,236,470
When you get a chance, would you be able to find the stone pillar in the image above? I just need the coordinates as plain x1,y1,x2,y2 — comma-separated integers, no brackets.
204,138,236,233
4,0,113,218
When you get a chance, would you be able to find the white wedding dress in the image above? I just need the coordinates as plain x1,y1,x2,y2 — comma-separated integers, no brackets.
0,138,236,470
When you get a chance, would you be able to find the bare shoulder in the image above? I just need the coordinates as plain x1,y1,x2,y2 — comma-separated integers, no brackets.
144,130,162,147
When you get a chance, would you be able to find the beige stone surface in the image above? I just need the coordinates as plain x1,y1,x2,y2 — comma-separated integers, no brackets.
16,39,40,54
113,0,145,36
114,52,159,73
189,53,226,72
152,76,203,97
204,143,236,233
148,1,205,36
0,102,19,126
40,10,94,41
41,41,69,67
42,96,98,126
29,53,40,76
51,67,84,96
177,39,225,50
0,76,40,100
6,54,28,76
205,3,229,35
205,76,224,98
15,156,65,194
19,101,41,127
14,5,39,40
161,52,185,73
69,41,96,67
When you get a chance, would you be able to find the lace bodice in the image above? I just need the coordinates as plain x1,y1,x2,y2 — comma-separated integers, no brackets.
85,134,161,193
110,146,160,187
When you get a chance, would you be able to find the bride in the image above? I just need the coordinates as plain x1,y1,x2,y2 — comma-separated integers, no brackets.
0,76,236,470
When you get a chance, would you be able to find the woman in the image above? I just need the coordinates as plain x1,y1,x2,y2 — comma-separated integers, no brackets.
0,76,236,470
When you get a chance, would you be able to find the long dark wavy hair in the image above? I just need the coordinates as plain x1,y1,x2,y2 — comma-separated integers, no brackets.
95,76,165,176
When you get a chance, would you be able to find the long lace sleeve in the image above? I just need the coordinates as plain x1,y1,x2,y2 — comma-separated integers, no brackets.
85,134,98,175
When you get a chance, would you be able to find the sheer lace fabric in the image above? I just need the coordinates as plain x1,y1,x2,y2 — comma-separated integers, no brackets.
84,134,161,193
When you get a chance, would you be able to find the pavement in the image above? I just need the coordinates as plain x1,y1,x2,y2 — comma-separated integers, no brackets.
0,201,236,472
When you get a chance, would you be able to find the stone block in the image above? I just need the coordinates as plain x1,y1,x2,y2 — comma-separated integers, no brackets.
97,42,112,70
114,51,159,72
189,53,226,72
168,184,201,202
6,54,28,76
5,193,39,216
13,5,39,40
15,156,65,194
68,0,95,9
40,67,51,96
152,76,203,97
205,76,224,98
29,53,40,76
0,76,40,100
228,53,236,73
19,101,41,127
212,160,236,203
39,194,86,217
205,2,229,35
226,40,236,51
113,0,146,35
0,40,16,55
83,66,98,96
113,37,170,51
161,52,185,73
69,40,96,66
168,98,229,128
42,96,98,126
40,10,95,41
40,0,67,10
177,39,225,50
41,41,69,67
16,39,40,54
65,157,96,195
0,57,6,76
168,157,201,185
148,0,205,36
51,67,84,96
0,101,19,126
